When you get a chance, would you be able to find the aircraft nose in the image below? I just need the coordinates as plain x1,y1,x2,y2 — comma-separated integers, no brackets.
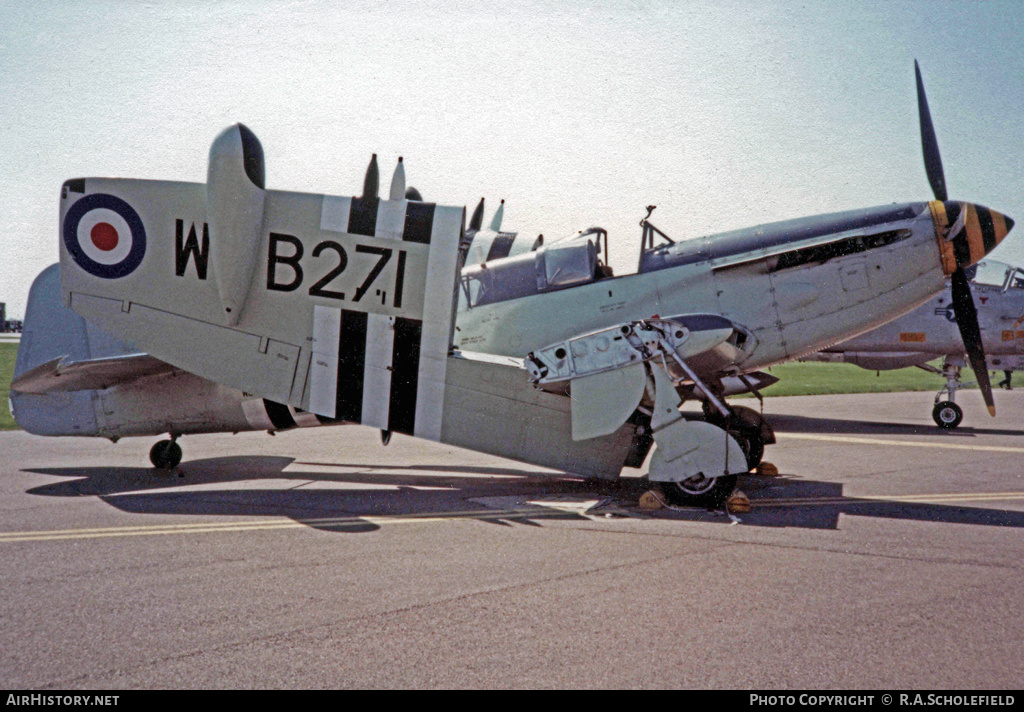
931,201,1015,275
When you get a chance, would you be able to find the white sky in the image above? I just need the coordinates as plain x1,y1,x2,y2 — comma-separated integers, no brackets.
1,0,1022,319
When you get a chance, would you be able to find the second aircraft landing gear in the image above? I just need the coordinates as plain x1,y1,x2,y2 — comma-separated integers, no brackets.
920,357,971,429
150,435,183,470
932,401,963,429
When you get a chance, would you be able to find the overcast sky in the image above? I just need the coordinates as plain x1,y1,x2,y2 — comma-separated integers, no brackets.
2,0,1022,319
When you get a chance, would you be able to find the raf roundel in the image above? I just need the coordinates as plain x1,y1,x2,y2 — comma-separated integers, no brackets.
63,193,147,279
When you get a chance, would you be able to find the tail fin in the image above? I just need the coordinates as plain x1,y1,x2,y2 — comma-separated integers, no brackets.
11,264,137,435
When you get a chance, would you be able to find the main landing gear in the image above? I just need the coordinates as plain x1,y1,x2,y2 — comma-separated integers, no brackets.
650,362,775,509
702,401,774,472
654,396,775,510
660,473,740,508
150,435,183,470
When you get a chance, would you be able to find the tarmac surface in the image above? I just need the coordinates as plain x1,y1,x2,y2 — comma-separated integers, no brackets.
1,390,1022,689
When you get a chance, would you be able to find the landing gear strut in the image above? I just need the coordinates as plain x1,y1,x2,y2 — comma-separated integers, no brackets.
150,435,183,470
643,357,748,509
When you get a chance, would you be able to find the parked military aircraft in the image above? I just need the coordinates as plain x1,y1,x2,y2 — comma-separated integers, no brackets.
807,259,1024,428
10,63,1015,506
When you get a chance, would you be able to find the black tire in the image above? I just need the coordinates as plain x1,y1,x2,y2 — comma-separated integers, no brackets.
701,399,721,421
660,474,738,509
932,401,963,429
729,429,765,471
701,404,766,470
150,440,183,469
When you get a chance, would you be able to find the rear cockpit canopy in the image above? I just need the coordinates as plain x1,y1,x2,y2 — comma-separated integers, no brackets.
460,230,606,309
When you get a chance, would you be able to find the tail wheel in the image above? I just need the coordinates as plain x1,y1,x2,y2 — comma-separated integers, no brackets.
660,474,738,509
932,401,963,429
150,440,183,470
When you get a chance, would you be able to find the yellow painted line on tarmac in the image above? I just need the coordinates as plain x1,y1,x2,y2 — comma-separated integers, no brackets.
0,507,566,544
776,432,1024,454
753,491,1024,508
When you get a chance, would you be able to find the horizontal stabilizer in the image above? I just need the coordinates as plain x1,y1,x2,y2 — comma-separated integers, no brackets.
11,353,176,394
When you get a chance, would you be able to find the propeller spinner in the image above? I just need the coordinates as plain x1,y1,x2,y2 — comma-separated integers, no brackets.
916,60,1015,416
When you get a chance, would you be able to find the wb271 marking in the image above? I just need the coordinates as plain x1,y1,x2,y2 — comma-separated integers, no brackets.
172,222,406,308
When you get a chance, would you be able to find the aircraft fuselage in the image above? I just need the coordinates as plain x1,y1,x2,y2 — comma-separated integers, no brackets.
456,202,957,375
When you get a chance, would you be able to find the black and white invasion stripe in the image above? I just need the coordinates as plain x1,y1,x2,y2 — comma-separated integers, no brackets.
309,197,462,440
320,194,435,243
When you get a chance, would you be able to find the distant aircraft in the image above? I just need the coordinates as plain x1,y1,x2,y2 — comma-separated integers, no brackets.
11,63,1014,507
807,259,1024,428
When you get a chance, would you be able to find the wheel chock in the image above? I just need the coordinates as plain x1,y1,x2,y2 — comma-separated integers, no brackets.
638,490,665,510
726,490,751,513
755,461,779,477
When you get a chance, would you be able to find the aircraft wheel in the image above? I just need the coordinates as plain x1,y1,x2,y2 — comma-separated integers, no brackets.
702,404,766,470
150,440,183,470
729,429,765,472
701,399,721,421
660,474,738,509
932,401,963,429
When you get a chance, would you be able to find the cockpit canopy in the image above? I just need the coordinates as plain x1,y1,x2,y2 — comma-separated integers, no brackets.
966,260,1024,292
460,231,604,309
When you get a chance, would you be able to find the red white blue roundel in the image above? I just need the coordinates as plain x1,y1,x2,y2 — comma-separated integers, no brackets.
63,193,147,279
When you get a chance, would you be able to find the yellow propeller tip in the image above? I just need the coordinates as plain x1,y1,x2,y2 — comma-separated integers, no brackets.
988,406,997,417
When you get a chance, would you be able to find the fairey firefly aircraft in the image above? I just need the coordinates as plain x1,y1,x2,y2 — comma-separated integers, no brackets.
10,63,1014,507
808,259,1024,428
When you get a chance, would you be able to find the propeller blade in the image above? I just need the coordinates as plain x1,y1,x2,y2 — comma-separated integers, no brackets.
950,267,996,416
916,60,948,202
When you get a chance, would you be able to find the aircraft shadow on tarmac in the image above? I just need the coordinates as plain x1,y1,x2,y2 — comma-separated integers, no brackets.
768,413,1024,438
22,455,1024,533
731,475,1024,530
23,456,600,533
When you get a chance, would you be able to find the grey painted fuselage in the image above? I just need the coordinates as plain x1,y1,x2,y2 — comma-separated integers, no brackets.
456,202,946,373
